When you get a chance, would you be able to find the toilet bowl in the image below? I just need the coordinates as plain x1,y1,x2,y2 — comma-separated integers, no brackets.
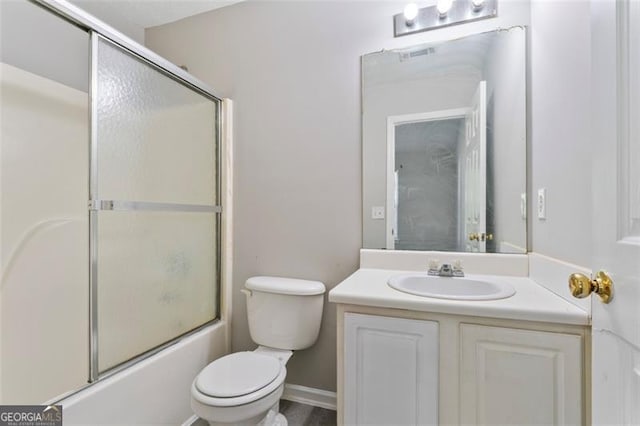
191,350,289,426
191,276,325,426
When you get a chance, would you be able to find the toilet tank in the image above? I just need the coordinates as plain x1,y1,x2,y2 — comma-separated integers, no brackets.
244,276,325,350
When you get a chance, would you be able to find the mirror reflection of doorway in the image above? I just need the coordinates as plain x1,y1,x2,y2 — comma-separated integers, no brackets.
386,80,487,252
393,118,463,251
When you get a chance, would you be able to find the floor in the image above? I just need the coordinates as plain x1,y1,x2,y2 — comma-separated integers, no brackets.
280,400,337,426
192,400,337,426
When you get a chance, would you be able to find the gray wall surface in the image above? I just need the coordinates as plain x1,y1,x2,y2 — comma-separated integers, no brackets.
529,1,592,266
68,0,146,44
0,0,89,92
146,0,595,393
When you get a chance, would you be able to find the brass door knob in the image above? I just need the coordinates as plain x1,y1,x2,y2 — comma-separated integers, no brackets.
568,271,613,304
480,233,493,242
469,233,479,241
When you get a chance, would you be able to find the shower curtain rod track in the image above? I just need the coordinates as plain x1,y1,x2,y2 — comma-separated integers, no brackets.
31,0,223,102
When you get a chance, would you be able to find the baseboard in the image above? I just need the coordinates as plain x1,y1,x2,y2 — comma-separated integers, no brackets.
281,383,337,411
182,414,199,426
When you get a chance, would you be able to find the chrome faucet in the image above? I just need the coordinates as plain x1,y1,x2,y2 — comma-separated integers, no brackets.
428,260,464,277
438,263,454,277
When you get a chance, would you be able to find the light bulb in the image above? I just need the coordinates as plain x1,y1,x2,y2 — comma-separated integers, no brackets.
436,0,453,17
403,3,419,26
471,0,485,11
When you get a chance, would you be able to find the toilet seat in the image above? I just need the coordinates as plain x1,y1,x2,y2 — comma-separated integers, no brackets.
192,352,287,407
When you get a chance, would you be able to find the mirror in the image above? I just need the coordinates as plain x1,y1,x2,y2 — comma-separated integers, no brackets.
362,27,527,253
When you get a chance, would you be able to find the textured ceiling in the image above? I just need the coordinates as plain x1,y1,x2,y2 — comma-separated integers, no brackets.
69,0,244,43
79,0,244,28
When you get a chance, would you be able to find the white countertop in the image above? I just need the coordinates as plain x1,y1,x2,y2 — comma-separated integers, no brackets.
329,268,590,326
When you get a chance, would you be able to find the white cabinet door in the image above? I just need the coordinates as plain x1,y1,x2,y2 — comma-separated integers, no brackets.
459,324,583,425
344,313,438,425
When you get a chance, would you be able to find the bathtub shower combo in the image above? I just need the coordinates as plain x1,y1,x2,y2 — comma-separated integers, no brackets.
0,0,223,404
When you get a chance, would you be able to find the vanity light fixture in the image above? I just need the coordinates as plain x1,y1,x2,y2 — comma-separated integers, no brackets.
403,3,419,26
436,0,453,18
394,0,498,37
471,0,485,11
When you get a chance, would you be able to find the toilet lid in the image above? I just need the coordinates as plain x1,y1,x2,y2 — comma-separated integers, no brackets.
195,352,282,398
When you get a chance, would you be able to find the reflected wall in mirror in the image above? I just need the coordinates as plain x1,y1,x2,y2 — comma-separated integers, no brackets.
362,27,527,254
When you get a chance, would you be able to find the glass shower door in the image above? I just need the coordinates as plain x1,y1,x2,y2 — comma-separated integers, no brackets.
92,35,220,375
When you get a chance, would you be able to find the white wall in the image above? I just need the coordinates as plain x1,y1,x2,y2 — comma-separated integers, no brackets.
529,0,591,267
146,0,531,392
1,63,89,404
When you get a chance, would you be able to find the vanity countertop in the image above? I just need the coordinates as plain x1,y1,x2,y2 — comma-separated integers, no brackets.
329,268,590,326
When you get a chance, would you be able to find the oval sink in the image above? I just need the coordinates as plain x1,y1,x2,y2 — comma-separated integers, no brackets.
387,273,516,301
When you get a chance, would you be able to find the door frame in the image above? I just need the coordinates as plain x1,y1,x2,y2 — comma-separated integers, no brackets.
386,108,468,249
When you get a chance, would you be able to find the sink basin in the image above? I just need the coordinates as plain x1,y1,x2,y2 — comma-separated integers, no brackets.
387,273,516,301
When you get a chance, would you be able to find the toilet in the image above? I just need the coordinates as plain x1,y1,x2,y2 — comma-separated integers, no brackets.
191,276,326,426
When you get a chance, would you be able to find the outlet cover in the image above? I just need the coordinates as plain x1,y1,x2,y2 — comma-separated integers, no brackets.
537,188,546,220
371,206,385,220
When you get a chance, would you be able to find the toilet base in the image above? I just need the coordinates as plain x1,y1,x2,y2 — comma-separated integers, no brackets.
273,413,287,426
254,407,287,426
199,398,287,426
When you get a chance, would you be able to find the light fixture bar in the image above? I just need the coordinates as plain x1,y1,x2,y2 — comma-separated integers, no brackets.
394,0,498,38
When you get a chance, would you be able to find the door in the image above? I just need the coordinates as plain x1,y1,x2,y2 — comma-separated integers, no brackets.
344,313,438,425
461,81,487,252
590,0,640,423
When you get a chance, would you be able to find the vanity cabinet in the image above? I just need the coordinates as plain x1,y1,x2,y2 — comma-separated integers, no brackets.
338,307,588,425
459,324,583,425
344,313,438,425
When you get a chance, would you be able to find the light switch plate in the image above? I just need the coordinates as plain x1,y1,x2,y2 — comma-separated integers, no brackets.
537,188,546,220
371,206,385,220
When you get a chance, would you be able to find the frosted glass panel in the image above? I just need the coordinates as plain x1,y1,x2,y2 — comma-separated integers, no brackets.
96,38,217,205
97,211,217,372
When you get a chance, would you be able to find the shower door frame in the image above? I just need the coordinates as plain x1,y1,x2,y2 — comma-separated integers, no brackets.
28,0,225,395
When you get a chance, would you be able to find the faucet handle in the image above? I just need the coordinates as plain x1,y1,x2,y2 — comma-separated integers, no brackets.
427,259,440,275
452,260,465,277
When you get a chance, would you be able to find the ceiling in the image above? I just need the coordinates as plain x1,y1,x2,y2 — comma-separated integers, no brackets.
68,0,245,43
